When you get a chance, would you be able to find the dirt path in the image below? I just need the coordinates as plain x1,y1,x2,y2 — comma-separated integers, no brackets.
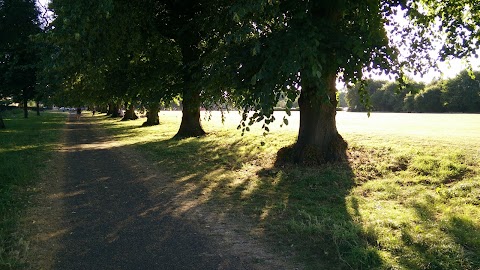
24,114,300,270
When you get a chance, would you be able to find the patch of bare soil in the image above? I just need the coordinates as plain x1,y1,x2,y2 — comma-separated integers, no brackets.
21,115,302,269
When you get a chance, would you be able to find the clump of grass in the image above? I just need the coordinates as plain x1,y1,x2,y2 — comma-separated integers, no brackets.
0,110,64,268
409,153,469,183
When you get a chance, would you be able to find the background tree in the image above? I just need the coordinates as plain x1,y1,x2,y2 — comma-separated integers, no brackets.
443,70,480,112
346,80,388,112
337,91,348,108
0,0,41,120
414,83,444,112
153,0,229,138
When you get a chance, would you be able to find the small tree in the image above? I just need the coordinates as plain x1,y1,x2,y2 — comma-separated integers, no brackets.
346,80,387,112
414,84,445,112
443,70,480,112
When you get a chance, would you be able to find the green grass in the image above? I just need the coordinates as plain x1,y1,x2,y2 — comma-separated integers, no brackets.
0,109,65,269
95,111,480,270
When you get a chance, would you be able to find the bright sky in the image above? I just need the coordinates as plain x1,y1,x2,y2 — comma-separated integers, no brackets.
370,57,480,84
36,0,48,7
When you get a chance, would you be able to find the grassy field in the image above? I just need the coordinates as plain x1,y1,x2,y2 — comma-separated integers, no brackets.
96,111,480,270
1,110,478,269
0,110,65,268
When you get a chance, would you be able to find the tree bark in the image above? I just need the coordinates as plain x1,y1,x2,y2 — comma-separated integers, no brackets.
23,97,28,119
174,43,205,138
142,103,160,126
107,103,120,118
36,100,40,116
276,72,347,165
107,103,114,115
174,89,205,138
100,105,108,114
122,103,138,121
0,113,5,129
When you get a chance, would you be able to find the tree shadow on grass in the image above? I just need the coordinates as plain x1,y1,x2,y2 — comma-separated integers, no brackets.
134,134,384,269
446,216,480,267
88,115,480,269
396,201,480,270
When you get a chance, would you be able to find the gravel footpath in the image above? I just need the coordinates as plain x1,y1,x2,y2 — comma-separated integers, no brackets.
24,113,300,270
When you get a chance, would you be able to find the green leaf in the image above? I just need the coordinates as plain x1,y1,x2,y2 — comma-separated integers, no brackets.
233,12,240,22
286,100,293,108
251,74,257,85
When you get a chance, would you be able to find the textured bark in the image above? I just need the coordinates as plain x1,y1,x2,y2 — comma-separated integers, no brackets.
142,104,160,126
107,103,114,116
0,114,5,129
100,105,108,114
276,72,347,165
109,103,121,118
174,38,205,138
174,89,205,138
122,103,138,121
36,100,40,116
23,98,28,119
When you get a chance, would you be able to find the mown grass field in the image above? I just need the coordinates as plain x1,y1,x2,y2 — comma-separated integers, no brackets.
96,111,480,270
0,110,65,268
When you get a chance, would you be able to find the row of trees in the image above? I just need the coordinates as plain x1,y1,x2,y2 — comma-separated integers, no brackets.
345,70,480,113
2,0,480,164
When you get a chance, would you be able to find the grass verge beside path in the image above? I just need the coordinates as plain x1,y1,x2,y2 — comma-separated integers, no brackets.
0,110,65,269
96,111,480,270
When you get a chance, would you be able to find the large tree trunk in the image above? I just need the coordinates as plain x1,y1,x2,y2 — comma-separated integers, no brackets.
174,39,205,138
0,113,5,129
107,103,114,115
174,89,205,138
276,72,347,165
142,103,160,126
122,103,138,121
100,105,108,114
109,102,121,118
36,100,40,116
23,97,28,119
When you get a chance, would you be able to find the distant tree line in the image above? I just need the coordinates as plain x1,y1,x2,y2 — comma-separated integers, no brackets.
345,70,480,113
